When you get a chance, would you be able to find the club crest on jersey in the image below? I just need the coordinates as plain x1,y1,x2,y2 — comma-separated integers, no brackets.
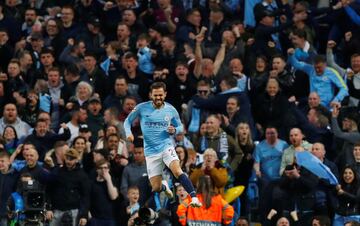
164,116,170,122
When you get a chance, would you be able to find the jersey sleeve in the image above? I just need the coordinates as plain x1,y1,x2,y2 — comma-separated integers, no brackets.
328,68,349,103
289,54,313,76
171,106,184,134
124,104,141,137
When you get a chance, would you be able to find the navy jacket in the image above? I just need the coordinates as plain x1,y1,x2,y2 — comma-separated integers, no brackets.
24,128,71,161
0,168,19,217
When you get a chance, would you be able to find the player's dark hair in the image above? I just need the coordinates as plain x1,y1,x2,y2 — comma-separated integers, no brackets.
150,82,167,92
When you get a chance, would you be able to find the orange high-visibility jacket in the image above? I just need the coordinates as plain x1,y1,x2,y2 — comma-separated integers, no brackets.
177,194,234,226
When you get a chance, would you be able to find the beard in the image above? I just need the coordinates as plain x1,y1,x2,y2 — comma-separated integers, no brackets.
153,99,164,108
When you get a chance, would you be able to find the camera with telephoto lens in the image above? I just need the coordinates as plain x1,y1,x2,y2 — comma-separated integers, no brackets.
134,208,159,225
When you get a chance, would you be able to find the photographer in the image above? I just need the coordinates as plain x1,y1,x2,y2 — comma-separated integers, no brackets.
46,148,90,226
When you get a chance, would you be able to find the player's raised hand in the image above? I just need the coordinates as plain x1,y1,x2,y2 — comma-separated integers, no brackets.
127,134,134,143
167,125,176,135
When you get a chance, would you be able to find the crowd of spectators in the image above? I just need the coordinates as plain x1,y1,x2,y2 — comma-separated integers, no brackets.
0,0,360,225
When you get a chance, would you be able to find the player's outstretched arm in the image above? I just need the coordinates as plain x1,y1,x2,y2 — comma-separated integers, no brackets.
124,105,141,141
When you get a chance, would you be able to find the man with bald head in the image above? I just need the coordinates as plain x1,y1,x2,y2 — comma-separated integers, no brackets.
311,142,339,216
311,143,338,178
276,217,290,226
230,58,247,92
300,92,331,119
280,128,312,175
308,92,321,109
19,148,50,185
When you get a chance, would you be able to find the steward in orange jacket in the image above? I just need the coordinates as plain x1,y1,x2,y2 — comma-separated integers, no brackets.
177,194,234,226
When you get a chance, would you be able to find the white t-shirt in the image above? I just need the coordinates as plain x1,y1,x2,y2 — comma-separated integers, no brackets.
58,121,79,145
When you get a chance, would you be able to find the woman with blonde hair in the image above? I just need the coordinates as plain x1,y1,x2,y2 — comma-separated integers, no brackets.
74,81,93,106
235,122,255,186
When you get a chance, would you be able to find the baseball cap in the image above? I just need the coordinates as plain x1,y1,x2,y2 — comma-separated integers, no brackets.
88,96,101,104
255,10,275,22
87,17,101,27
79,124,90,133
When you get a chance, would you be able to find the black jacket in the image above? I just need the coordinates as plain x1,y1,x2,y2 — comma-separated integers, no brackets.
335,183,360,216
253,92,290,129
280,167,319,211
81,67,109,101
48,165,90,218
24,128,71,161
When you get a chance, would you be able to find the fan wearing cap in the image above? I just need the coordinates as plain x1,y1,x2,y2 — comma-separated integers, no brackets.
77,17,105,55
82,52,109,100
254,9,307,58
87,96,104,141
29,32,44,63
79,124,93,146
45,148,90,226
